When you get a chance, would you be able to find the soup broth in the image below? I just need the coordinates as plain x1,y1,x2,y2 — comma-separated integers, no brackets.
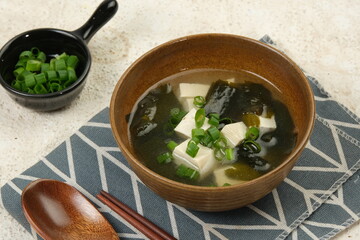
128,69,297,186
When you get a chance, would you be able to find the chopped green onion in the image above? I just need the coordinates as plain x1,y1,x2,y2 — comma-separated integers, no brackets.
219,117,233,125
191,136,200,144
225,148,235,160
208,113,220,120
34,73,47,85
208,115,219,127
166,141,178,152
11,80,22,90
13,67,24,77
49,83,62,93
56,52,69,60
24,74,36,87
11,48,80,94
41,63,50,73
186,140,199,158
66,55,79,69
67,68,78,82
15,60,27,69
30,47,40,56
19,50,32,61
207,126,220,141
169,108,187,126
16,70,32,81
176,164,199,180
192,128,205,138
34,83,48,94
193,96,206,108
36,51,46,63
213,136,227,149
246,127,260,140
195,108,206,128
25,59,42,71
157,152,173,164
45,70,58,81
242,140,262,153
49,58,56,70
214,147,225,161
55,59,66,71
222,183,231,186
200,132,213,147
57,70,68,82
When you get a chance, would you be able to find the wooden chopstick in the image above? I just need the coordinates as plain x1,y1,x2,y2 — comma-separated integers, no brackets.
97,191,177,240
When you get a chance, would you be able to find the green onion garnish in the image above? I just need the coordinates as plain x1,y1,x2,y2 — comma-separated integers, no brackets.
24,74,36,87
169,108,187,126
208,115,219,127
213,136,227,149
214,147,225,161
193,96,206,108
200,132,213,147
176,164,200,180
166,141,178,152
207,126,220,141
246,127,260,140
195,108,206,128
225,148,235,160
242,139,262,153
157,152,173,164
186,140,199,157
66,55,79,69
191,128,205,139
25,59,42,72
10,48,79,94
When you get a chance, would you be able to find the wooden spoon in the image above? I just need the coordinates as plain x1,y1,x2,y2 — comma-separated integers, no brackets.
21,179,119,240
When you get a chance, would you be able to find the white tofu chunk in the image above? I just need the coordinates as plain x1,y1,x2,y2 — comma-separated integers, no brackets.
174,108,211,138
214,165,246,186
221,122,247,148
259,115,276,132
176,83,210,98
172,139,217,178
174,83,210,111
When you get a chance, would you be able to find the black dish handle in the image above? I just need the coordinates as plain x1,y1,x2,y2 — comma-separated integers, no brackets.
73,0,118,44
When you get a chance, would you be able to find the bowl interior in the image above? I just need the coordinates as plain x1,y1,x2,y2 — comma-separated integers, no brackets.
112,34,313,157
110,34,315,210
0,29,90,95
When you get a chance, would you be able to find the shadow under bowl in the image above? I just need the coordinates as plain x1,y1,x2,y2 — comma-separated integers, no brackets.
0,29,91,111
110,33,315,212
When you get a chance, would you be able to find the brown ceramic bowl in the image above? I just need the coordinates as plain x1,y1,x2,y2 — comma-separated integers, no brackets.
110,34,315,212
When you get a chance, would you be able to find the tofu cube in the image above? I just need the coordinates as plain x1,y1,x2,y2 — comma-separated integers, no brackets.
176,83,210,98
173,139,217,178
174,108,211,138
214,165,246,186
259,115,276,132
221,122,247,148
174,83,210,111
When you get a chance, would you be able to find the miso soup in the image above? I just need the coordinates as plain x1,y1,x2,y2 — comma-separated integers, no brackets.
128,69,297,186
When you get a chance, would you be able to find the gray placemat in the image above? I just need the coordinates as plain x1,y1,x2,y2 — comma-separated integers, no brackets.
1,36,360,240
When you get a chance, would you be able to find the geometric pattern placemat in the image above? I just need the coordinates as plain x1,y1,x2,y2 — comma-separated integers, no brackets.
1,36,359,240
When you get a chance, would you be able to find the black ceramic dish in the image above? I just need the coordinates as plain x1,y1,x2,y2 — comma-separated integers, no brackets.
0,0,118,111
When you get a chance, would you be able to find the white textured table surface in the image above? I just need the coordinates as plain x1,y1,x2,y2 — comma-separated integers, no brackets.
0,0,359,239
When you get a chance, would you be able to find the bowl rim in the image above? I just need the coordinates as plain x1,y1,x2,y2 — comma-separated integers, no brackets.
0,28,91,99
110,33,316,191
